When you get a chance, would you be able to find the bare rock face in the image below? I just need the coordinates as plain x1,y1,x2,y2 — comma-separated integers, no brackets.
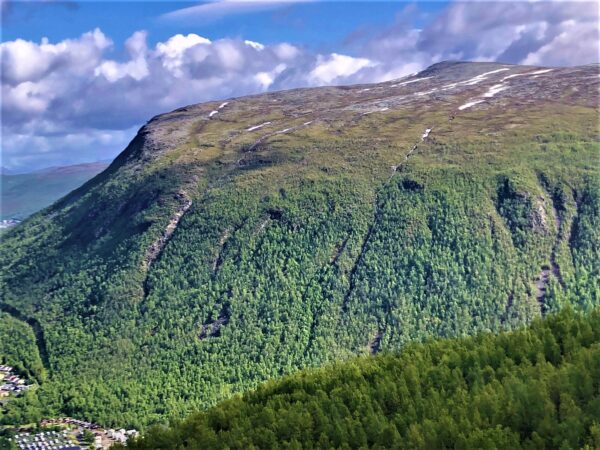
533,196,549,234
143,191,192,270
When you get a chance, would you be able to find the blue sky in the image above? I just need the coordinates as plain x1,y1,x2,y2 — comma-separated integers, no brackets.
1,1,598,171
2,2,446,54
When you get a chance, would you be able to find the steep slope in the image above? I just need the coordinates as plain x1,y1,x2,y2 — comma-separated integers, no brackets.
0,162,109,220
116,308,600,449
0,61,598,427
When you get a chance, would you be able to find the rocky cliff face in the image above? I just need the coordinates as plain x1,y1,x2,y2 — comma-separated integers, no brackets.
1,61,598,427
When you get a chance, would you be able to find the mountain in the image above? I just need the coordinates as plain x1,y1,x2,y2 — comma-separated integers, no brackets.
117,308,600,449
0,61,598,428
0,161,109,220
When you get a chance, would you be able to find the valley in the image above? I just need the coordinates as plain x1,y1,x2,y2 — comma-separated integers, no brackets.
0,162,109,222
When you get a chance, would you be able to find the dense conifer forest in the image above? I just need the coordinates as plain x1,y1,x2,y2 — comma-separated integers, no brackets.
117,308,600,449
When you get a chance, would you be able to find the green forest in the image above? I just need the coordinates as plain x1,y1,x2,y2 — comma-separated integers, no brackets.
118,308,600,449
0,64,598,430
0,312,45,383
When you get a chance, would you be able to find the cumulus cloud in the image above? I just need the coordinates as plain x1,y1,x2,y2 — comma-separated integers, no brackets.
354,0,599,81
1,28,377,170
1,1,598,171
309,53,373,84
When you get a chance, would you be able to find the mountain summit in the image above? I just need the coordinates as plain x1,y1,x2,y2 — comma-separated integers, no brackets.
1,61,598,427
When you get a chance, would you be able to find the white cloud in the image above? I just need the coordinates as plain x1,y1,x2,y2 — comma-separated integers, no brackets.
309,53,374,84
254,63,287,89
94,32,150,82
155,33,212,76
2,1,597,171
214,40,245,70
337,1,599,87
521,19,600,66
245,40,265,51
1,28,111,85
0,29,372,170
273,43,300,60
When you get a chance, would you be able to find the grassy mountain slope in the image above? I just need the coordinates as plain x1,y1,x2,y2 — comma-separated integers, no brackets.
0,62,598,427
0,162,109,220
119,308,600,449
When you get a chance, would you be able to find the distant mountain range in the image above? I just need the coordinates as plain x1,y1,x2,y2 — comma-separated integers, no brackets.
0,161,109,220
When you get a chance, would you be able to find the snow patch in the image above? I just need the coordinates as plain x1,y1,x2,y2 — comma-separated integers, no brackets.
415,88,437,96
501,73,526,81
246,122,271,132
363,107,389,115
208,110,219,117
483,83,508,98
461,68,510,86
529,69,554,75
501,68,554,81
391,76,433,87
441,82,458,90
458,100,484,110
421,128,432,140
219,102,229,109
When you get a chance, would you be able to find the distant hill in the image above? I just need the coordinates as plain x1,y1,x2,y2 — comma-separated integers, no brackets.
0,161,109,220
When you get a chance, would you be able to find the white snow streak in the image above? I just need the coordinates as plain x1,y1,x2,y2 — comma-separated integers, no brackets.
501,73,527,81
391,76,433,87
421,128,432,140
458,100,484,110
275,120,314,134
363,107,389,115
415,88,438,96
452,67,553,112
442,68,509,92
460,68,510,86
219,102,229,109
246,122,271,132
483,83,508,98
208,110,219,117
442,82,458,90
501,68,554,81
529,69,554,75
